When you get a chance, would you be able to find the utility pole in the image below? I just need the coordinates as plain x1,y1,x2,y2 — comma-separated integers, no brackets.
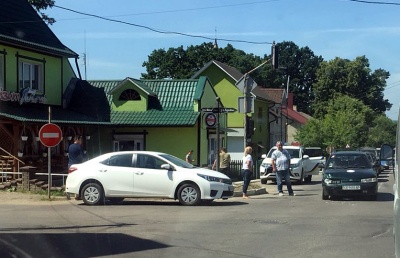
216,97,221,171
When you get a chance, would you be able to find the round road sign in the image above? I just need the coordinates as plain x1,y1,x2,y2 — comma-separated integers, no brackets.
205,113,217,127
39,123,62,147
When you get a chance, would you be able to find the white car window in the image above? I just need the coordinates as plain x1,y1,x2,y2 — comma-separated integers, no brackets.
100,154,133,167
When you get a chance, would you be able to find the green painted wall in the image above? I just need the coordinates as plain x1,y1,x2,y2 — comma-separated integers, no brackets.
110,81,147,111
1,44,76,105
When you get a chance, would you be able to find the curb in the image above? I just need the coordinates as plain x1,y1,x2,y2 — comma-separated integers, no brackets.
233,187,268,197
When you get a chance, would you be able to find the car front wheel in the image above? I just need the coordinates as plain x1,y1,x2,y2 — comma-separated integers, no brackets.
177,183,201,206
81,183,104,206
322,188,329,200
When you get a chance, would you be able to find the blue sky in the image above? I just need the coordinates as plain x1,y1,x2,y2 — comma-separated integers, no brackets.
46,0,400,120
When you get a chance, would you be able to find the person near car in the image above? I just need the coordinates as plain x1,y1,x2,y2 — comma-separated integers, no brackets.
271,141,296,196
186,150,194,164
68,135,84,169
212,147,231,174
241,146,253,199
67,135,85,200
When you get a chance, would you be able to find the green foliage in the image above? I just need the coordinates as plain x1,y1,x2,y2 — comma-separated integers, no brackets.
312,56,391,118
295,95,374,150
366,115,397,147
141,43,263,79
28,0,56,24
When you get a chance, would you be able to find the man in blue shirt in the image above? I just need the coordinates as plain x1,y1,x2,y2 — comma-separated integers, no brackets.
271,141,295,197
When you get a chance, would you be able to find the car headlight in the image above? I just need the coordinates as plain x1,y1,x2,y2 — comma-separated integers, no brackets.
198,173,225,183
261,163,271,168
361,178,377,183
290,163,300,169
324,178,341,184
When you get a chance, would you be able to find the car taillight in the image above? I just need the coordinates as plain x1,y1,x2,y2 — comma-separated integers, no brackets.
68,167,78,174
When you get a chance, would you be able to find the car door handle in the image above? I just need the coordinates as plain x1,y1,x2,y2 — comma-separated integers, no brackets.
135,172,144,175
99,169,107,172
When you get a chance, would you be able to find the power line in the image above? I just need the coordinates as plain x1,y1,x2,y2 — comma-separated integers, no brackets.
347,0,400,5
54,5,273,45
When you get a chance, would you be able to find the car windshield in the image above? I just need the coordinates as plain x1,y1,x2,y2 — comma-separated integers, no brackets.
327,154,371,169
159,153,195,168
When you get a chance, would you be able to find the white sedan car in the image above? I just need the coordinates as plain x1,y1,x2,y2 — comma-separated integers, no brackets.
66,151,234,206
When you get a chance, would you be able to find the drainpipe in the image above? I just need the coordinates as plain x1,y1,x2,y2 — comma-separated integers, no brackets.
74,57,82,80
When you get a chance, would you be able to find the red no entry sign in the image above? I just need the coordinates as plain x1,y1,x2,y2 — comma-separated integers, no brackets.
39,123,62,147
205,113,217,127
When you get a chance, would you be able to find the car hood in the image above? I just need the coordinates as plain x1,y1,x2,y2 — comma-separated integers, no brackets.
186,167,230,179
262,157,301,164
324,168,376,179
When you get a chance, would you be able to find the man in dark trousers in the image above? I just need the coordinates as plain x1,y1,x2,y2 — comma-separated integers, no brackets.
67,136,84,200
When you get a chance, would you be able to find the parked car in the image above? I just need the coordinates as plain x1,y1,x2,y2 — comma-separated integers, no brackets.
259,145,321,184
321,151,378,200
66,151,234,206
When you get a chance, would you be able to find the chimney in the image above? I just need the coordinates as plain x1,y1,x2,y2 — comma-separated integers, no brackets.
288,92,294,110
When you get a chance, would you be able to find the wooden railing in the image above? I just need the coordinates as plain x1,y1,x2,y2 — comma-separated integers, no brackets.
0,146,25,181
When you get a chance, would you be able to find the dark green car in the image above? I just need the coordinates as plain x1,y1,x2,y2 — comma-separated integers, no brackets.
322,151,378,201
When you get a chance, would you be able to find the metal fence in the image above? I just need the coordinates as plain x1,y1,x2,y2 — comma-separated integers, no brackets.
225,159,262,182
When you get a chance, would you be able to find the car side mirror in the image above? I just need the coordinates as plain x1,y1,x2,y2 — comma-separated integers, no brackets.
303,155,309,159
261,154,267,159
161,164,172,170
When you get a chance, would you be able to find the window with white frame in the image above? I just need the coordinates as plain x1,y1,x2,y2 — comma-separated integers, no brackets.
18,60,44,91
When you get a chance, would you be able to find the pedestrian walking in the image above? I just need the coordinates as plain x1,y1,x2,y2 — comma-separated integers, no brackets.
212,147,231,174
271,141,296,196
241,146,253,199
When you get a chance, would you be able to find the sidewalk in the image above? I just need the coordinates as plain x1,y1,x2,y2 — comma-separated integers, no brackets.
233,179,268,197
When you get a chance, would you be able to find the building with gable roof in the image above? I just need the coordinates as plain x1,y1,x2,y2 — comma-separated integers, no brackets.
0,0,224,175
192,60,273,160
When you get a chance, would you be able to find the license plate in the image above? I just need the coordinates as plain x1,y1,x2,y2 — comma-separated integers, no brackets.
342,185,361,190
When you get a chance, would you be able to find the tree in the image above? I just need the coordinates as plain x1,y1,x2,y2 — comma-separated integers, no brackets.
312,56,391,118
141,43,263,79
295,95,374,150
262,41,324,115
366,115,397,147
28,0,56,25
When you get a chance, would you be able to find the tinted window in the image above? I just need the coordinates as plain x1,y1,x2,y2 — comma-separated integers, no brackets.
304,148,323,157
100,154,133,167
136,154,165,169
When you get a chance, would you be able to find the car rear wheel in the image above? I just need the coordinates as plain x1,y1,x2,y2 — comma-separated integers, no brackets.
81,183,104,206
305,175,312,183
177,183,201,206
261,179,267,184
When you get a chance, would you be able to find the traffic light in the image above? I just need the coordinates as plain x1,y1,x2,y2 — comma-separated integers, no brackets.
271,41,279,70
246,116,254,138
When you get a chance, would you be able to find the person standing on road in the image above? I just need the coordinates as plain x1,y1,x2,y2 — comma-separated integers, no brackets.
241,146,253,199
212,147,231,175
271,141,295,196
67,136,85,200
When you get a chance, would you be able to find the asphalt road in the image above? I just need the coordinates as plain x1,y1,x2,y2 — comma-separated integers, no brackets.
0,169,396,258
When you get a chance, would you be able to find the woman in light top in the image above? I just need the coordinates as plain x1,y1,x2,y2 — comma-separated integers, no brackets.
241,146,253,199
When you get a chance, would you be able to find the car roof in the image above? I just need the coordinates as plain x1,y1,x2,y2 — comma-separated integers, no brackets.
331,151,367,155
